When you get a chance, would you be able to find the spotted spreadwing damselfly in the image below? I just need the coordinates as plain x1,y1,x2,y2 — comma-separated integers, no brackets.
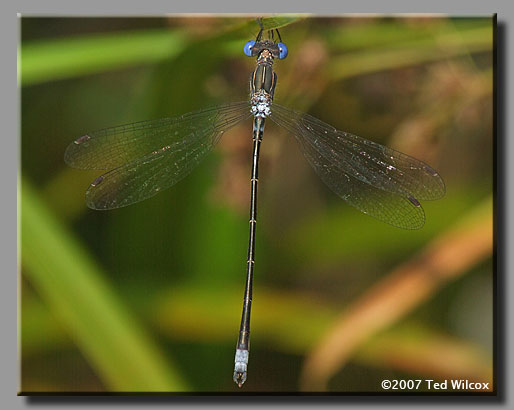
65,19,445,387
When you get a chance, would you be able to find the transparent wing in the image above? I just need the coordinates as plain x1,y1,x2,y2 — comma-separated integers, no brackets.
65,101,251,170
270,103,445,229
65,102,251,210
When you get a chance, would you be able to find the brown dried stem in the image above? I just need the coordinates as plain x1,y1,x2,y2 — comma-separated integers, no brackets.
300,197,493,391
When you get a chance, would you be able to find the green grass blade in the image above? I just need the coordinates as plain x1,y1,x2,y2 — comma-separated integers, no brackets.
20,178,188,392
259,15,303,30
328,25,492,79
19,16,302,87
20,29,187,86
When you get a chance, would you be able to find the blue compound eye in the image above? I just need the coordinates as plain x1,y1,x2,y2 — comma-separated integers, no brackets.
244,40,256,57
277,42,288,59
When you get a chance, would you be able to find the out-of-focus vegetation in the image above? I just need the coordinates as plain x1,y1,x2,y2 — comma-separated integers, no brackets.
20,15,494,392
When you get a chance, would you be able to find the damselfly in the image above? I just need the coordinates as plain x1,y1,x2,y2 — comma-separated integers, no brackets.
65,20,445,388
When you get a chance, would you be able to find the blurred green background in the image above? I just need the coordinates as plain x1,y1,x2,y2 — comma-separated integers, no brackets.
20,15,494,393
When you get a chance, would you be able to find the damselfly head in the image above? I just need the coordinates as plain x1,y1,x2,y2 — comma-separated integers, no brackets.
244,22,288,60
243,39,288,60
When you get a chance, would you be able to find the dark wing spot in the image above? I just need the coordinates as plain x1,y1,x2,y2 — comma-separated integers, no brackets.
75,134,91,144
424,165,438,176
91,176,104,187
408,195,421,207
